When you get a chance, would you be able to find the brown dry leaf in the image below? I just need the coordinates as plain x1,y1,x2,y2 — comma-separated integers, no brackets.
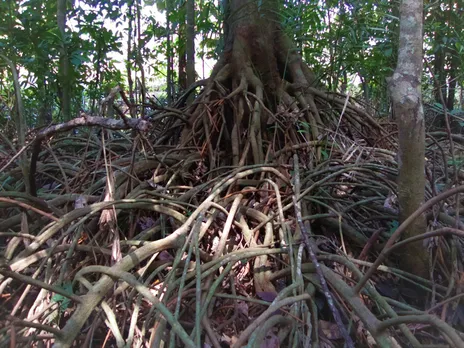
318,320,342,340
237,300,249,317
158,250,174,261
226,334,237,345
383,192,398,213
74,195,87,209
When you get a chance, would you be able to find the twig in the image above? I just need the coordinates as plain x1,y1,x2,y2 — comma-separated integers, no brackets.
355,185,464,294
0,268,81,303
6,316,63,337
0,142,32,173
291,154,355,348
231,294,312,348
0,198,59,222
74,266,196,348
376,314,463,347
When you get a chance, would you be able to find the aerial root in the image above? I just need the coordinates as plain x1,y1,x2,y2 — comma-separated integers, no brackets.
2,47,463,347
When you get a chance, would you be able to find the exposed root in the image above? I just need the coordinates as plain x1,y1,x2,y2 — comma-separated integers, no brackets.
1,110,463,346
1,14,463,348
171,24,389,179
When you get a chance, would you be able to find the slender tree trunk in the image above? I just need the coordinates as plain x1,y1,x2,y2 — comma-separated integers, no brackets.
222,0,230,47
38,78,52,125
186,0,195,104
126,1,136,117
178,4,187,91
446,53,458,111
1,55,30,193
460,82,464,110
91,44,102,114
166,6,173,104
387,0,428,277
433,30,447,107
136,0,146,118
57,0,71,121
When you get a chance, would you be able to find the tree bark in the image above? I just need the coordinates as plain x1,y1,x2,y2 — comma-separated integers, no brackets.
136,0,146,118
387,0,428,277
126,0,136,117
57,0,71,121
446,58,457,111
166,4,173,104
186,0,195,104
178,4,187,91
180,0,319,165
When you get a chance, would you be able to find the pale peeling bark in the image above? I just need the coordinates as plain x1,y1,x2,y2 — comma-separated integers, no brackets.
387,0,428,277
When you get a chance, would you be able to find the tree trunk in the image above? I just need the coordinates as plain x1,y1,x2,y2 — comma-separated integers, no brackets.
186,0,195,104
178,4,187,91
57,0,71,121
55,1,388,345
38,77,52,125
136,0,146,118
181,0,319,166
166,5,173,104
460,82,464,110
387,0,428,277
446,53,458,111
126,0,136,117
1,55,31,194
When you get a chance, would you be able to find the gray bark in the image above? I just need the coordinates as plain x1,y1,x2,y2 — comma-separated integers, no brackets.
387,0,428,277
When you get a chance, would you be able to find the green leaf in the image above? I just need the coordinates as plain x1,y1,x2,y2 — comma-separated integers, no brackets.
388,220,399,234
447,157,464,166
383,47,392,57
71,55,82,67
52,282,74,311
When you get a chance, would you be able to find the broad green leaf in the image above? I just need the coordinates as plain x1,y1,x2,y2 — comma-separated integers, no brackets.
51,282,74,311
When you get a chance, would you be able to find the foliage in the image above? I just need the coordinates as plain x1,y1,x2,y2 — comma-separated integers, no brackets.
1,0,462,127
1,0,464,347
0,0,125,125
281,0,399,114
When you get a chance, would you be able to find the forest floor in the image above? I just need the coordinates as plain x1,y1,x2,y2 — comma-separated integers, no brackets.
0,91,463,347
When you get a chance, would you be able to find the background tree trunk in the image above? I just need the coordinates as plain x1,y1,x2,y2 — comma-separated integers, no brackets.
178,4,187,91
166,3,173,104
57,0,71,121
387,0,428,277
136,0,146,118
126,0,136,117
186,0,195,104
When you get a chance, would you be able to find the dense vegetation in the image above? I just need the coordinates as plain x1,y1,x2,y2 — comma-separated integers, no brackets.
1,0,464,347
